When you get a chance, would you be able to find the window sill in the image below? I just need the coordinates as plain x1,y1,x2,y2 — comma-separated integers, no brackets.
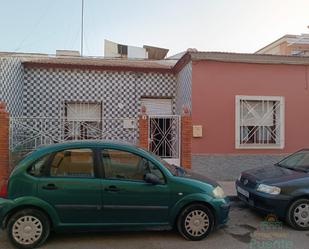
236,144,284,150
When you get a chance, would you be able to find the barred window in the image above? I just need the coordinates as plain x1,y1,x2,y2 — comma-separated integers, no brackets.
64,102,102,140
236,96,284,149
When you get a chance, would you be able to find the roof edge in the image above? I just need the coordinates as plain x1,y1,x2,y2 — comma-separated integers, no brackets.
172,52,191,73
175,51,309,67
23,61,174,74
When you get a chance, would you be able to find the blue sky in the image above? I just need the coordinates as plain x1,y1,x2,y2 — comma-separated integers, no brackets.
1,0,309,56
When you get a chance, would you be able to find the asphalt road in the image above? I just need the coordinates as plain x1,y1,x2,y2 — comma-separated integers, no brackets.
0,201,308,249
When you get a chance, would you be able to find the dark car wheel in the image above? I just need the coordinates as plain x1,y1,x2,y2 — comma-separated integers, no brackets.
7,208,50,249
287,199,309,230
177,204,214,241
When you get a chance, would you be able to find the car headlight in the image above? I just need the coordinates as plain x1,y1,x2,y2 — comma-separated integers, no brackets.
213,186,225,199
257,184,281,195
237,174,242,181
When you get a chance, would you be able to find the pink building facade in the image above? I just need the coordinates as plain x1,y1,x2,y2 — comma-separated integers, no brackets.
175,52,309,179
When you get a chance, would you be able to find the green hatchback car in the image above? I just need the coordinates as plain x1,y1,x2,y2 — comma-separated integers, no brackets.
0,141,230,248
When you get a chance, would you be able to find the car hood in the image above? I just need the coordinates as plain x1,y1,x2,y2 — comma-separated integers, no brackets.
178,169,219,187
242,165,308,184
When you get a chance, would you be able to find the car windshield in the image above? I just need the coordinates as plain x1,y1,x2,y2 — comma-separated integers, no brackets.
140,148,186,176
277,150,309,172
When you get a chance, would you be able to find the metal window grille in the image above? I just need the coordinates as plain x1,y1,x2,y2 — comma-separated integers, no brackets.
148,115,180,159
238,98,282,147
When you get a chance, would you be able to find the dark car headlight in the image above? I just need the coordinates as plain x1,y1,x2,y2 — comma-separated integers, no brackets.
257,184,281,195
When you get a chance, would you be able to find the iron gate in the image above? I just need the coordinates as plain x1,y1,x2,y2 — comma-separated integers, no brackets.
148,115,181,166
10,117,138,153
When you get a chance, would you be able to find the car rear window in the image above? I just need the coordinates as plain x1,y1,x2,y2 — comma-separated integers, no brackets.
28,154,51,177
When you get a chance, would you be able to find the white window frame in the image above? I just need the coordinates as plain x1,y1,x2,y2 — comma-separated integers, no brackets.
235,95,285,149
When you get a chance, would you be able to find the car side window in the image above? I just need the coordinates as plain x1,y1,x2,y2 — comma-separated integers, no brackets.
49,149,94,178
28,154,51,177
101,149,165,183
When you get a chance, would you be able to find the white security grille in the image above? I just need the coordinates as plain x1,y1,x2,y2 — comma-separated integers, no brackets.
10,117,138,153
236,96,284,149
148,115,180,165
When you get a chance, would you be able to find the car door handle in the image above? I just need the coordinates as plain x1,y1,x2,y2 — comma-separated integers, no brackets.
42,183,58,190
104,185,121,192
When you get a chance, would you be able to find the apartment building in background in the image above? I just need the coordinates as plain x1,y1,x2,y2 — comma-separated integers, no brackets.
256,33,309,56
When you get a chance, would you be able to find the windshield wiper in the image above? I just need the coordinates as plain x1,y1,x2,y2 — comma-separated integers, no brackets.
294,167,309,173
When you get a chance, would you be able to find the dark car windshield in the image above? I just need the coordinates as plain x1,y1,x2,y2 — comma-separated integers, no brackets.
277,150,309,172
140,148,186,176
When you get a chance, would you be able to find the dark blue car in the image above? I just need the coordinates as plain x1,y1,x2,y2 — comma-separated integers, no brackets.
236,149,309,230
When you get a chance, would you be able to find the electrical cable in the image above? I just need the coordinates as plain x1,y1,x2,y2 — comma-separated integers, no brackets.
14,1,55,52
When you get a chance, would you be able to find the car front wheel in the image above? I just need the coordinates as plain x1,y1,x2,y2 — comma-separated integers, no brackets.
287,199,309,230
7,208,50,249
177,203,214,240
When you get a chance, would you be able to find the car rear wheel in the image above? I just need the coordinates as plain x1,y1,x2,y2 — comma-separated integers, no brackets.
7,208,50,249
287,199,309,230
177,204,214,241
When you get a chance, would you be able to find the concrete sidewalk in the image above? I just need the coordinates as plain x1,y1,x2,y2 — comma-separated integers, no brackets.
218,181,237,198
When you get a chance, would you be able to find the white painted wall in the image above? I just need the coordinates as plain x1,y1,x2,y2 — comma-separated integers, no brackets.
104,40,120,58
128,46,148,59
104,40,148,59
141,98,172,115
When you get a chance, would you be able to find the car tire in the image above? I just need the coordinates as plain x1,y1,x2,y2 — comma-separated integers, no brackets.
177,203,214,241
287,198,309,230
7,208,50,249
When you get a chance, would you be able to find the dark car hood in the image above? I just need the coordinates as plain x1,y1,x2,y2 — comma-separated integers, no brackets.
179,169,218,187
242,165,308,184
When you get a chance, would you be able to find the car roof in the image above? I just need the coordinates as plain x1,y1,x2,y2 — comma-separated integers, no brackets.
35,140,138,153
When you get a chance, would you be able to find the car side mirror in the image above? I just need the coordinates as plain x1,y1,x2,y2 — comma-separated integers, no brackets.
144,173,160,185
